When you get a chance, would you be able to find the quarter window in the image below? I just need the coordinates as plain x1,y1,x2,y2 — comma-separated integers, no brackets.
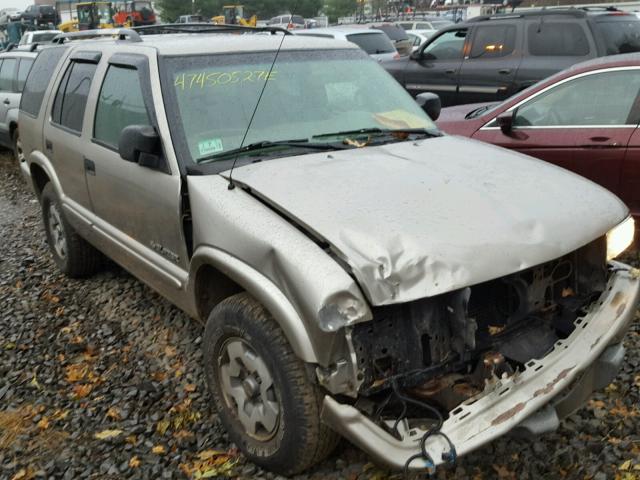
527,22,589,56
422,29,467,60
51,61,97,132
20,46,67,117
16,58,34,92
94,65,151,148
0,58,17,92
470,25,516,58
513,70,640,127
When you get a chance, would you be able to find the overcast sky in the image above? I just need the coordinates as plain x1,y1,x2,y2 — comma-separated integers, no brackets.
3,0,32,10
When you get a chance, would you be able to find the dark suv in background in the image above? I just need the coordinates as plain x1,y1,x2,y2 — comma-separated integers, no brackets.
384,8,640,106
19,4,59,26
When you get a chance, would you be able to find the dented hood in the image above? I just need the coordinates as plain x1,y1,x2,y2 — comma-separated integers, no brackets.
225,135,628,305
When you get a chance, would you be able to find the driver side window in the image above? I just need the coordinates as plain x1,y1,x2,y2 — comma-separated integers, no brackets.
422,29,467,60
514,70,640,127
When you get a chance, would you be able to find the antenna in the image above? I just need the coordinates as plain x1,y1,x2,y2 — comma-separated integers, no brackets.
227,12,298,190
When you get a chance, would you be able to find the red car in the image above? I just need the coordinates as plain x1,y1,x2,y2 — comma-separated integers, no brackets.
436,53,640,222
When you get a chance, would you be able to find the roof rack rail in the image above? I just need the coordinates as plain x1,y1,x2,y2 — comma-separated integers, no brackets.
468,8,586,21
51,28,141,44
132,23,292,36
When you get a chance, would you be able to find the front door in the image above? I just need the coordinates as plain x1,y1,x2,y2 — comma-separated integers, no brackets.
457,23,522,104
621,127,640,220
83,54,189,295
403,28,468,106
474,68,640,196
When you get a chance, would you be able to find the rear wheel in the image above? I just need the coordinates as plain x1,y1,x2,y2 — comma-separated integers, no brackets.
12,129,24,166
41,183,102,277
203,293,339,475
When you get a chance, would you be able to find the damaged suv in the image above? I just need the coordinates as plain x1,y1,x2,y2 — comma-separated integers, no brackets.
19,26,640,475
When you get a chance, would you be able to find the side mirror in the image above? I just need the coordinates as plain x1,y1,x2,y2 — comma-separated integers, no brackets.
415,92,441,121
496,111,514,135
410,49,421,60
118,125,167,172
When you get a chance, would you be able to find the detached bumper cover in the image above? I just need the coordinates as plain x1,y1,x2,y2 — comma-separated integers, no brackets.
321,264,640,471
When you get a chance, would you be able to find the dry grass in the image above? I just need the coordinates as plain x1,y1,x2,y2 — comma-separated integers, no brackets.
0,407,32,450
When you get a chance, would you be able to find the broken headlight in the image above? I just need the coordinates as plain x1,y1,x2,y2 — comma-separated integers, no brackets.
606,216,634,261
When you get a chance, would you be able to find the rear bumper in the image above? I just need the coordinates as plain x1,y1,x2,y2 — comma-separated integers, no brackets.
321,264,640,471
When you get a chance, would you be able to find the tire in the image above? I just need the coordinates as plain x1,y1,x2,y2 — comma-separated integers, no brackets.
203,293,339,475
12,128,24,166
40,183,102,278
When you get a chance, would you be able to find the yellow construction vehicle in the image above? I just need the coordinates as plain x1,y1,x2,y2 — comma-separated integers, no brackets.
58,2,115,32
212,5,257,26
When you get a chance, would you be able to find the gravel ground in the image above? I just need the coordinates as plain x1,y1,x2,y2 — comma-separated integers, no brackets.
0,149,639,480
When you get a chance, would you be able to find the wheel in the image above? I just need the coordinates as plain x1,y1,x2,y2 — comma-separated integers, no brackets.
40,183,102,277
203,293,339,475
12,128,24,166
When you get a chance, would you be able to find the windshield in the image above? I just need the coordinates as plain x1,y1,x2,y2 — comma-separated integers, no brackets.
133,1,152,12
161,49,435,166
32,31,59,42
595,19,640,54
346,32,395,54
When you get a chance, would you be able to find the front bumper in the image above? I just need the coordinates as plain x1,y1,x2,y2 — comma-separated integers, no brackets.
321,264,640,471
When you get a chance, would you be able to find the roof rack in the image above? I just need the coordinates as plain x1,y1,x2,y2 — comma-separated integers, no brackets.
51,28,141,44
132,23,292,36
468,8,586,22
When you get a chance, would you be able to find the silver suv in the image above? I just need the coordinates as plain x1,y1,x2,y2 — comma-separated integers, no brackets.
18,26,640,476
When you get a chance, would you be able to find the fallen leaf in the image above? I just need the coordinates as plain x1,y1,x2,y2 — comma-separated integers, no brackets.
29,374,41,390
106,407,121,420
620,460,632,471
10,469,27,480
156,419,170,435
37,417,49,430
197,450,228,461
94,429,123,440
129,456,141,468
65,364,88,383
164,346,177,357
184,383,197,393
152,445,166,455
126,434,137,444
72,384,92,399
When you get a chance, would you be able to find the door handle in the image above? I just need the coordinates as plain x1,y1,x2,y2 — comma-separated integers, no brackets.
2,99,9,105
84,158,96,176
498,68,511,75
45,139,53,152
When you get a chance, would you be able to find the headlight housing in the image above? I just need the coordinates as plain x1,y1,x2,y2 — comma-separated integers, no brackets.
606,216,635,261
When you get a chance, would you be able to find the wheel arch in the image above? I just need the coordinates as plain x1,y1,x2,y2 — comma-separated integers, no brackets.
189,246,320,364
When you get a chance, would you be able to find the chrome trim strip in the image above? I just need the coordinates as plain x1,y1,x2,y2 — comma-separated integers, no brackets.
406,83,457,92
458,85,502,94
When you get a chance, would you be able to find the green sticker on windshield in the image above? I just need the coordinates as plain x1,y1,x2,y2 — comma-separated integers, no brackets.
198,138,224,156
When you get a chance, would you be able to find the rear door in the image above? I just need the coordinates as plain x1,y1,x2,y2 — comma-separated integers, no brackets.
402,27,468,106
514,19,596,90
474,68,640,197
457,22,522,104
43,52,99,210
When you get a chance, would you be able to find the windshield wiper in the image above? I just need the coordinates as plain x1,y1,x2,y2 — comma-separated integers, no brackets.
312,127,441,139
197,139,348,164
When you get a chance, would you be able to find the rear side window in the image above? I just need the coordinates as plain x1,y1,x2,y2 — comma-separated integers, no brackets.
528,22,590,56
470,25,517,58
52,61,97,132
21,46,68,117
0,58,16,92
347,32,395,54
94,65,151,148
17,58,34,92
595,19,640,55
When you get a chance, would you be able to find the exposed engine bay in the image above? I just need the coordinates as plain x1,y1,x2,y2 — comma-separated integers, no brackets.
348,238,608,437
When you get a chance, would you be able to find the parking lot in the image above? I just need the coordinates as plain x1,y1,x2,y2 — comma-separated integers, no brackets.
1,147,640,479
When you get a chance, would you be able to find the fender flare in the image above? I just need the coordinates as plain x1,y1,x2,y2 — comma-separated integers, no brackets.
27,151,64,197
188,246,320,364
